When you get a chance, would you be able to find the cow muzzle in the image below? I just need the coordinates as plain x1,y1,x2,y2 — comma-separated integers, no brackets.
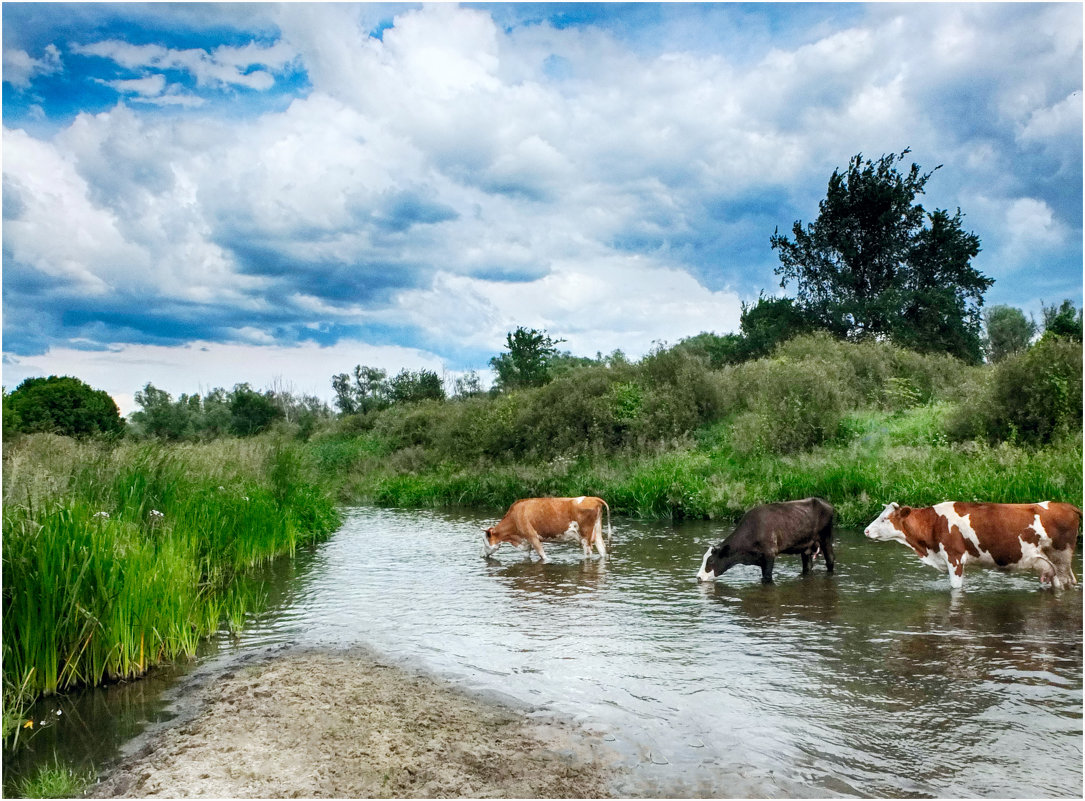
481,532,499,558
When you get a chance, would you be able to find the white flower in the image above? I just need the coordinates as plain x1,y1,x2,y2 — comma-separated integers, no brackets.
93,511,110,519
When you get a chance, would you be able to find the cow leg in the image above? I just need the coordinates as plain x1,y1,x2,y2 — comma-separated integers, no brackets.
801,552,813,574
760,555,775,584
819,527,835,573
528,536,548,563
591,517,608,559
947,561,964,590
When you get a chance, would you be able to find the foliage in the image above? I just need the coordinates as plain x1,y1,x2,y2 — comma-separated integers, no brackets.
129,383,301,440
331,365,391,415
771,149,991,362
946,337,1083,444
2,435,339,704
5,376,124,439
388,368,445,404
983,305,1036,363
1040,299,1083,342
13,757,95,799
489,327,564,391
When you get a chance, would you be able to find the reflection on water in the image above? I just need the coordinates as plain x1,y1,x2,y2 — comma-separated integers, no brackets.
4,508,1081,798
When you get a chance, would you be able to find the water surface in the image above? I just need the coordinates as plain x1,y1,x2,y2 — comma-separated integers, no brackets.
7,508,1082,797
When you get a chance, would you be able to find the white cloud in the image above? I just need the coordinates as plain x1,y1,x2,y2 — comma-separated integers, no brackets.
3,44,61,88
72,39,296,91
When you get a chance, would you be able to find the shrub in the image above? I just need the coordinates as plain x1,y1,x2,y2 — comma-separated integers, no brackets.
5,376,124,438
946,338,1083,444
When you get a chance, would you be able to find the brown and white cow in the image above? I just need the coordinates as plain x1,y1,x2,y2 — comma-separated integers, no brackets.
864,501,1081,589
481,497,612,562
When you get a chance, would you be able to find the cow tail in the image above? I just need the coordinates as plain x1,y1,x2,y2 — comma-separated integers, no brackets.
604,500,612,544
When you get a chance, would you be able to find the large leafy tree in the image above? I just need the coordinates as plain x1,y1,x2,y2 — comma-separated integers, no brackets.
6,375,124,437
770,149,991,363
490,327,564,391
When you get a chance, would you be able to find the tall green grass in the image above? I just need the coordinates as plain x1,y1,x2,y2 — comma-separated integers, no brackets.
2,435,339,708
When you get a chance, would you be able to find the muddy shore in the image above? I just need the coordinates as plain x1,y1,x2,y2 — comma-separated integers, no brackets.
88,648,617,798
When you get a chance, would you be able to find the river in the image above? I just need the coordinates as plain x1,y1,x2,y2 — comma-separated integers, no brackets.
5,507,1082,797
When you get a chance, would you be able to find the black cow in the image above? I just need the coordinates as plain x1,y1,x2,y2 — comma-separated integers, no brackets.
696,497,835,584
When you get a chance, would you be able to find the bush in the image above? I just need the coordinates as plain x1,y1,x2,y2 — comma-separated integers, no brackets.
5,376,124,438
946,338,1083,444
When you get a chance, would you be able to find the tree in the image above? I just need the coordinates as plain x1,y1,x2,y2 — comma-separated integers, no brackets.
983,305,1036,363
452,371,484,398
331,365,391,415
489,327,564,391
738,294,815,360
1040,299,1083,342
6,375,124,438
770,149,991,362
228,384,283,436
388,369,445,404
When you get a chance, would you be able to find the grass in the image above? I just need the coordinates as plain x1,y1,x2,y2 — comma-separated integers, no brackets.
12,756,95,799
324,407,1083,528
2,435,340,710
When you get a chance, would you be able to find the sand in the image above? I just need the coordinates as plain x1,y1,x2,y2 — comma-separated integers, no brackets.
88,648,616,798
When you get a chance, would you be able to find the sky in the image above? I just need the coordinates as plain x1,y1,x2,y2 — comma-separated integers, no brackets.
3,2,1082,415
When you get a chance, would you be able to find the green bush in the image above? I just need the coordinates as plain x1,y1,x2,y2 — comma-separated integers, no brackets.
947,338,1083,444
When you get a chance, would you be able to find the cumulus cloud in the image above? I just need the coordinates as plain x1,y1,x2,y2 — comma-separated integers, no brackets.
2,43,61,88
2,2,1081,386
72,39,297,91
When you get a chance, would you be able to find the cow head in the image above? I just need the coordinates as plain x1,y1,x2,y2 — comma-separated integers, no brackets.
864,502,907,542
481,526,500,558
696,542,739,582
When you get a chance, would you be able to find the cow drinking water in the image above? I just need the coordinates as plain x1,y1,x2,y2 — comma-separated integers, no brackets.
696,497,835,584
482,496,612,562
864,501,1081,589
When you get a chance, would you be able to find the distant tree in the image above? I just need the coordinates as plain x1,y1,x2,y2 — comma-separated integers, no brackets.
490,327,564,391
676,332,745,368
738,294,816,360
130,383,193,440
388,368,445,404
228,384,283,436
2,387,18,438
452,370,484,398
7,375,124,438
1040,299,1083,342
983,305,1036,363
771,149,991,363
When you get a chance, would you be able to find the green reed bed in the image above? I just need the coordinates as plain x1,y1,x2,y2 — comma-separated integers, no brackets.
2,436,340,708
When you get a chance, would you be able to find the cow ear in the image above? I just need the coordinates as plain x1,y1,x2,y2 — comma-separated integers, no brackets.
898,507,911,518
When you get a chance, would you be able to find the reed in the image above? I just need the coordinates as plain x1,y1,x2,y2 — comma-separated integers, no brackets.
2,435,339,707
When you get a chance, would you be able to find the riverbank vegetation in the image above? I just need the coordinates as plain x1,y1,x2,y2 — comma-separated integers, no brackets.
2,435,339,723
308,332,1082,528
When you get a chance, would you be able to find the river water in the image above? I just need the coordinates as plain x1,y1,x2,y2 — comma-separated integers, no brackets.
6,507,1082,797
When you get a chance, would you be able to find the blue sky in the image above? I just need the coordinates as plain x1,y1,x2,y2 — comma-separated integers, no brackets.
3,2,1081,413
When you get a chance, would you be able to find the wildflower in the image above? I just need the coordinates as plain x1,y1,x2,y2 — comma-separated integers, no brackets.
22,720,33,730
149,510,164,519
93,511,110,519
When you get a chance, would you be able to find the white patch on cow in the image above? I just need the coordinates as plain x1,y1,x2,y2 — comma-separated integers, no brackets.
574,496,586,505
864,503,905,542
1038,501,1050,509
561,520,581,543
696,546,716,582
481,533,500,558
593,518,608,558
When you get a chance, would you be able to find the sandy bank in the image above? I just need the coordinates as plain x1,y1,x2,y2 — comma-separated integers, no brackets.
88,648,616,798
